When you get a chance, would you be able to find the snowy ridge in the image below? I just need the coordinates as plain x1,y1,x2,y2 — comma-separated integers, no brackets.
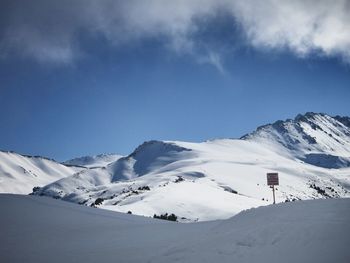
1,194,349,263
0,151,84,194
34,113,350,222
63,153,122,168
242,112,350,168
109,140,193,181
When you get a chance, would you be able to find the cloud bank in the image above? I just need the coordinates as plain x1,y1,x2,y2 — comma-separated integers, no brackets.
1,0,349,65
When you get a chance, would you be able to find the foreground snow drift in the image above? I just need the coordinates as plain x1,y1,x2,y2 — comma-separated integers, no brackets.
1,194,349,263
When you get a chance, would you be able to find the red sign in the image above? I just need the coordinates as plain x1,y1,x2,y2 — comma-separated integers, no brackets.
267,173,279,185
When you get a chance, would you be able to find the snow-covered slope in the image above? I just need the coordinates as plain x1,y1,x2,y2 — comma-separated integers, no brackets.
1,194,349,263
63,153,122,168
242,112,350,168
0,151,84,194
35,113,350,222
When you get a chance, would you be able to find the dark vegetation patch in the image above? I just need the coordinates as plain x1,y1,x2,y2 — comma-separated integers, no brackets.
92,197,104,206
31,186,41,193
138,186,150,191
284,198,299,202
174,176,184,183
309,184,332,198
153,213,178,222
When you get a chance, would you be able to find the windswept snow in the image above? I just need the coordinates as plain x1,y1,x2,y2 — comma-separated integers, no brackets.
63,153,123,168
0,151,122,194
2,112,350,221
35,114,350,221
0,151,83,194
0,194,349,263
243,112,350,165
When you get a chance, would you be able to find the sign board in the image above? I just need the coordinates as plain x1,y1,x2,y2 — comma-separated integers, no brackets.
267,172,279,186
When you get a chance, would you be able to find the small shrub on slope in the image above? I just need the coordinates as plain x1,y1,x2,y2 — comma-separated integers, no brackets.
153,213,178,222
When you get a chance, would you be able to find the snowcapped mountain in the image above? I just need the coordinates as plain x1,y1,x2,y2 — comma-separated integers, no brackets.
0,151,84,194
242,112,350,168
34,113,350,222
63,153,123,168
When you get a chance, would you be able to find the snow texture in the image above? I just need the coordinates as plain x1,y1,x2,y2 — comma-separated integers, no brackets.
1,112,350,221
63,153,123,168
0,194,349,263
0,151,83,194
32,113,350,221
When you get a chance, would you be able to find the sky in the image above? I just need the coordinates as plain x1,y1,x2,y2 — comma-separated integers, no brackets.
0,0,350,161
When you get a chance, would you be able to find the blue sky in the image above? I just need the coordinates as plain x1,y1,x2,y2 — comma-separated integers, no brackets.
1,0,350,161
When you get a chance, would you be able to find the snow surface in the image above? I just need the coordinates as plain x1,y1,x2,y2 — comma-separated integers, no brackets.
0,151,121,194
0,151,83,194
63,153,123,168
2,112,350,221
35,113,350,221
243,112,350,163
1,194,349,263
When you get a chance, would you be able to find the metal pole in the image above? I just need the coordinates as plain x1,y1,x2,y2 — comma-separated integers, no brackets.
272,185,276,204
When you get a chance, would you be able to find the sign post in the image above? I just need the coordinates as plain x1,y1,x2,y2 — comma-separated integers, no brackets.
267,172,279,204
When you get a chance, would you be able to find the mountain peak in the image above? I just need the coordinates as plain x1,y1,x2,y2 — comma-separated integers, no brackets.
26,112,350,222
242,113,350,167
294,112,329,123
3,112,350,222
128,140,191,158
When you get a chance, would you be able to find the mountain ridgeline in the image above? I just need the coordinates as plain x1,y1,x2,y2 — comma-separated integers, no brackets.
28,112,350,221
0,112,349,221
242,112,350,168
0,151,87,194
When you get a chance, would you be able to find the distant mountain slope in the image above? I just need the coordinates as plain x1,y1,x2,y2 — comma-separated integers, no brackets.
242,112,350,168
1,194,349,263
34,113,350,221
63,153,123,168
0,151,84,194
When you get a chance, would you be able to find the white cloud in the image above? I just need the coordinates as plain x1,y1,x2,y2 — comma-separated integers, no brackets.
2,25,77,64
197,52,226,75
1,0,350,66
229,0,350,62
